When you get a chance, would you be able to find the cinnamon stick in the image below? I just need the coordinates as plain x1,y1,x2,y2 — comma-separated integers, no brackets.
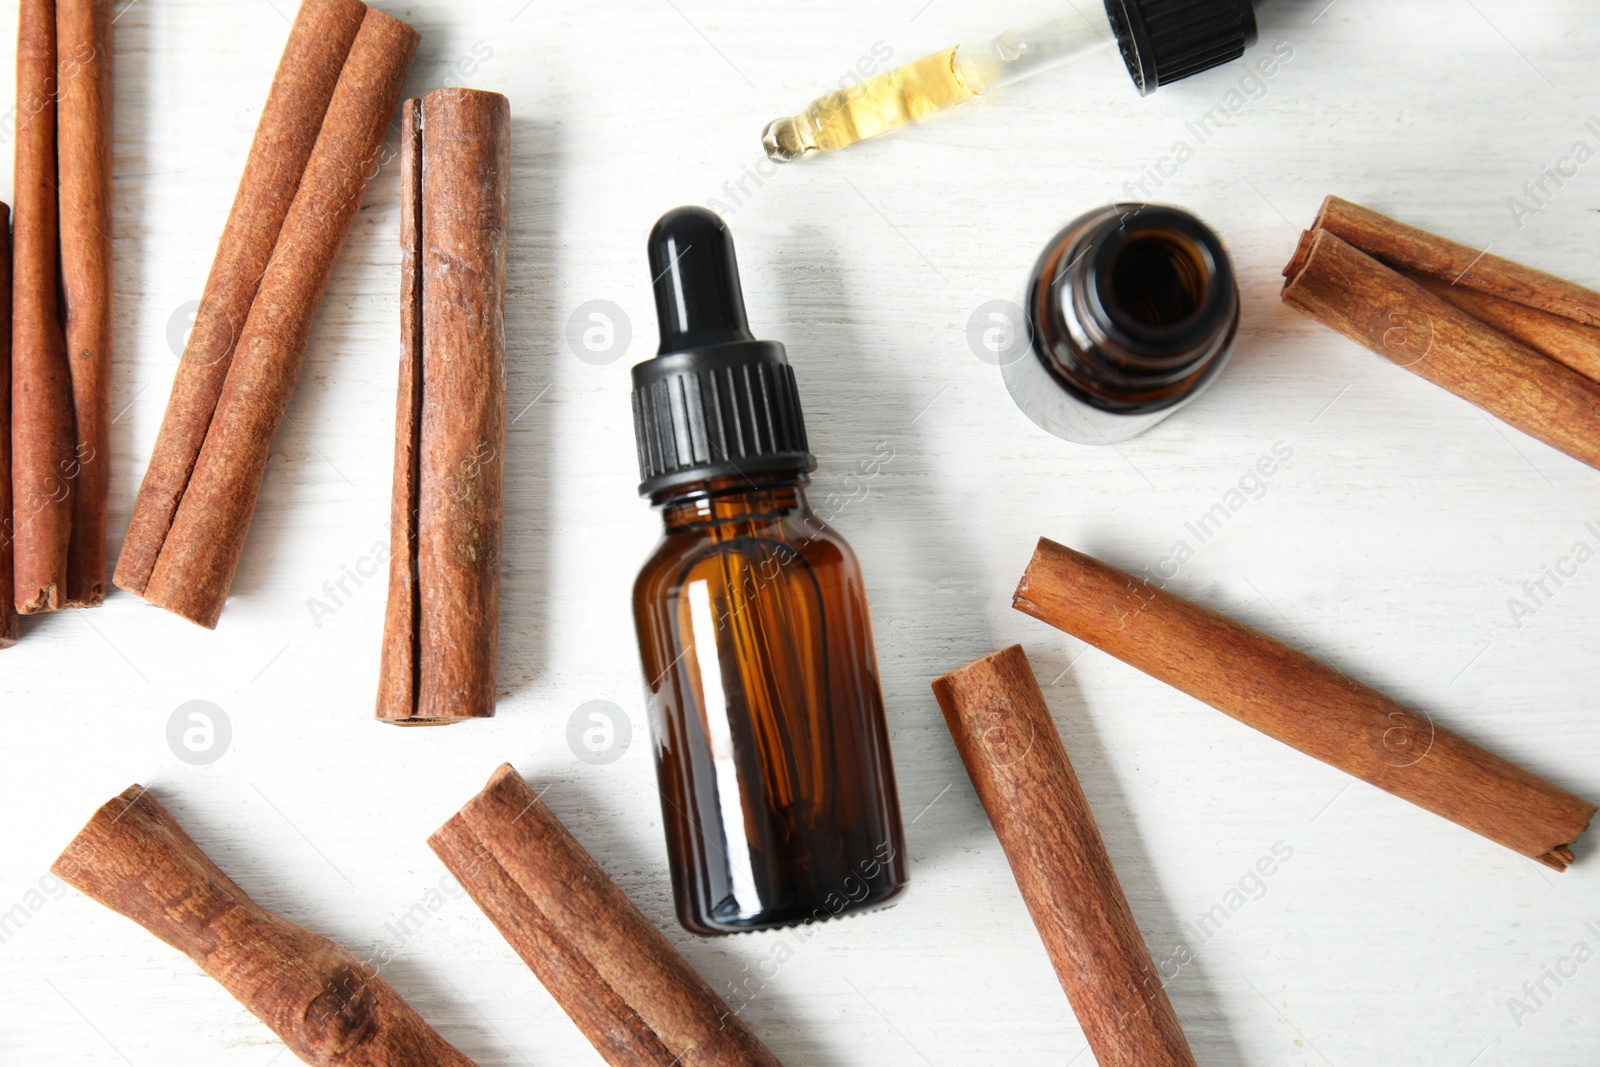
0,205,15,646
53,785,479,1067
1409,273,1600,384
1309,195,1600,326
56,0,113,606
1283,228,1600,473
1014,538,1597,870
11,0,75,613
377,88,508,724
429,764,783,1066
116,0,368,598
133,9,419,627
932,646,1198,1067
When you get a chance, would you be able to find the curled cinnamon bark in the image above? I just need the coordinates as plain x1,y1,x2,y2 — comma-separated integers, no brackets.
131,8,419,627
1014,538,1597,871
116,0,367,599
933,646,1198,1067
53,785,479,1067
429,764,783,1066
56,0,114,607
1307,195,1600,327
11,0,74,613
378,88,509,725
10,0,114,612
1408,274,1600,384
1284,228,1600,473
380,95,424,717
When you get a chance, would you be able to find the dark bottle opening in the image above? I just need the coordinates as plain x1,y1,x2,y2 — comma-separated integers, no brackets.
1003,203,1240,444
1106,230,1210,329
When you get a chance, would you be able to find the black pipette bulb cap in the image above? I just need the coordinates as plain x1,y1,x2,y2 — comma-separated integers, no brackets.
631,207,815,499
1105,0,1258,95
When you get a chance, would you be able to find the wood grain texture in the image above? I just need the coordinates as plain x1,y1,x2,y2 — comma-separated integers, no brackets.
1014,538,1597,869
932,646,1198,1067
114,0,367,597
52,785,478,1067
429,764,783,1066
377,88,508,724
139,9,419,627
1283,229,1600,473
55,0,113,607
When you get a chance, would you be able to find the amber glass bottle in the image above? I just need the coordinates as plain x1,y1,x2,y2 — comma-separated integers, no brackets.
630,207,907,936
1002,203,1240,444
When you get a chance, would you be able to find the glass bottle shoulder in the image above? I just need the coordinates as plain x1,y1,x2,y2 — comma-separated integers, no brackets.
635,497,859,605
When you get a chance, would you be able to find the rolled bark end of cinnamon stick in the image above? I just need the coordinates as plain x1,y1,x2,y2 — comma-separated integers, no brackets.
1283,228,1314,282
56,0,113,608
1283,228,1600,474
54,784,480,1067
115,0,368,599
932,646,1198,1067
377,89,508,725
133,9,419,628
1310,195,1600,327
428,764,783,1066
0,204,15,647
12,0,75,615
1014,538,1597,871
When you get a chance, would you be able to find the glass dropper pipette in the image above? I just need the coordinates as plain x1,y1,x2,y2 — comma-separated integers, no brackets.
763,0,1260,164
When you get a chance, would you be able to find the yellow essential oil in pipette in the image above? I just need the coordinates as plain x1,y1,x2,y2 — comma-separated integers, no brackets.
763,47,976,163
763,1,1261,163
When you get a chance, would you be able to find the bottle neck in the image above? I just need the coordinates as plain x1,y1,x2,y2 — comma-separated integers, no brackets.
655,471,810,531
1026,203,1237,414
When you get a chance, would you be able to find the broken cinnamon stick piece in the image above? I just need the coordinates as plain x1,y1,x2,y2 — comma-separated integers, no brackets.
116,0,367,598
932,646,1198,1067
53,785,479,1067
0,204,15,646
137,9,419,627
429,764,783,1066
377,88,509,724
1014,538,1597,871
1308,195,1600,326
11,0,75,613
56,0,114,607
1408,273,1600,384
1283,228,1600,473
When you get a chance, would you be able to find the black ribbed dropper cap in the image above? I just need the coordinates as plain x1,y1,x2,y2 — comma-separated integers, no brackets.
631,207,815,499
1104,0,1258,96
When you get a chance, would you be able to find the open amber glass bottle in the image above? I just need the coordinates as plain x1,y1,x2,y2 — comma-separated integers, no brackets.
631,207,907,935
1002,203,1239,444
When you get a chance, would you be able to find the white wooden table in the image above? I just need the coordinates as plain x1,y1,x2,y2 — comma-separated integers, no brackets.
3,0,1598,1063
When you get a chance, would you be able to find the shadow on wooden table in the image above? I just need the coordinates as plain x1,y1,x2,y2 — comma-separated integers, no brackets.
496,113,563,701
768,220,1002,870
